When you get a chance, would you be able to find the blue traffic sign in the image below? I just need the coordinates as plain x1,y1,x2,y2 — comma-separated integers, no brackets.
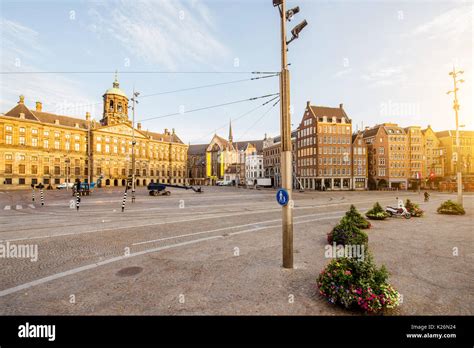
276,189,289,206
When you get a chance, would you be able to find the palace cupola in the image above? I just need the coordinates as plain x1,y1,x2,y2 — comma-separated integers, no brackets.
101,72,130,126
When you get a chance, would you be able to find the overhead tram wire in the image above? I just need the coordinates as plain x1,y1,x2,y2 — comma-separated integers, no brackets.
138,93,280,123
55,74,279,113
197,95,280,142
0,70,279,75
139,74,278,99
235,98,280,142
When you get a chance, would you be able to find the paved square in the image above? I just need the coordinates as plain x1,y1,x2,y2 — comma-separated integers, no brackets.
0,187,472,315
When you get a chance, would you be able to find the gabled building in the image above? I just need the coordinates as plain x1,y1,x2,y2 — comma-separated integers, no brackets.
421,126,445,187
296,102,352,190
351,131,368,190
363,123,408,190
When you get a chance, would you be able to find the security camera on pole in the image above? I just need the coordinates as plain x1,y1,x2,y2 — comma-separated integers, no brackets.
447,67,465,207
273,0,307,269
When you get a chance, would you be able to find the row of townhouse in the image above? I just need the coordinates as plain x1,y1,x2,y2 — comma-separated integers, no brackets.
262,101,474,191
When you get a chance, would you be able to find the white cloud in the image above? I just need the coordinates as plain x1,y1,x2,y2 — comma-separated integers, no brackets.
0,19,97,118
85,0,230,70
333,68,352,78
362,65,407,88
411,3,473,41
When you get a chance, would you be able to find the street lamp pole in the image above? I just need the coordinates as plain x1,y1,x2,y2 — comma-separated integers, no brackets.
448,67,465,207
131,88,139,203
274,0,307,268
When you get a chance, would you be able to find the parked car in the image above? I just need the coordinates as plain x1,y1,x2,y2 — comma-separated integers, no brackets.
56,182,74,189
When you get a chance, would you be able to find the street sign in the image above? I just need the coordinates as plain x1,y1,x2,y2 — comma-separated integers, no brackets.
276,188,289,206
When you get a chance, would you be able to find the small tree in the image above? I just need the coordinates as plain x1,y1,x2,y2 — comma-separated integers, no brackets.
345,204,371,229
328,216,368,247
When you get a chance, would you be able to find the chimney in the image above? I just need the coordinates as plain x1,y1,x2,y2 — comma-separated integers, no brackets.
172,128,175,134
306,100,310,108
36,101,42,112
164,128,168,135
85,112,91,121
137,122,141,130
339,103,343,109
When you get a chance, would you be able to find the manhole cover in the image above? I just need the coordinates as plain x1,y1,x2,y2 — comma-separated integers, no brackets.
116,266,143,277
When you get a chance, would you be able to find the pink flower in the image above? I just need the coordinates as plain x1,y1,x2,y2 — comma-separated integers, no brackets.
344,270,351,275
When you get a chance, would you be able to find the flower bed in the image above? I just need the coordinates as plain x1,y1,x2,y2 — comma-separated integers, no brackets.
317,254,400,313
365,202,389,220
345,204,371,229
405,199,424,217
327,217,368,247
437,200,465,215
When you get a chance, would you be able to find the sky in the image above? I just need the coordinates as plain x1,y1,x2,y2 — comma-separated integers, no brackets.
0,0,472,144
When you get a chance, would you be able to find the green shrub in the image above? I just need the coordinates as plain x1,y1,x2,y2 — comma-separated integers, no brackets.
328,217,368,247
365,202,389,220
405,199,424,217
317,253,400,313
437,200,465,215
345,204,371,229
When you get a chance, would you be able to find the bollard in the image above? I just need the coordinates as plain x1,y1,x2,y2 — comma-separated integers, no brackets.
121,188,128,212
40,189,44,206
32,189,35,202
132,188,135,203
76,191,80,211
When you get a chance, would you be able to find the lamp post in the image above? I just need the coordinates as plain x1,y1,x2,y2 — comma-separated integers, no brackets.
273,0,307,269
447,67,465,207
131,89,140,203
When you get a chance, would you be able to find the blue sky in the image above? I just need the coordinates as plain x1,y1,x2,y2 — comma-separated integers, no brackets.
0,0,472,144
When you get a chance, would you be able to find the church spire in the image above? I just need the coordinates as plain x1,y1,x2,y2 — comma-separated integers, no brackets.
228,119,233,143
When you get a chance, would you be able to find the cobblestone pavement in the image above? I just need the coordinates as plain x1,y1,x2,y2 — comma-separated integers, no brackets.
0,187,472,315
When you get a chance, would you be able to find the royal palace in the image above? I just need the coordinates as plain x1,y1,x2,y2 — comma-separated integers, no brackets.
0,77,188,189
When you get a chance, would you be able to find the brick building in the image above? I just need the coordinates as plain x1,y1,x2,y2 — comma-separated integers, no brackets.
296,102,353,190
262,131,297,188
363,123,409,190
351,131,368,189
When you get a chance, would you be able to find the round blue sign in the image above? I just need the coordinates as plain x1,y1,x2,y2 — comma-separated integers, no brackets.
276,189,289,206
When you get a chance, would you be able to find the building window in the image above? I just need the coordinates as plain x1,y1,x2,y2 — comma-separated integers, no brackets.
75,143,80,151
5,164,12,174
5,125,13,132
32,138,38,147
44,140,49,149
44,166,50,175
96,143,102,152
32,165,38,174
5,135,12,144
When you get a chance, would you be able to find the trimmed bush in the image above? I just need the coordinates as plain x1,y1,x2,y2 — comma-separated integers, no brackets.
317,253,400,313
405,199,424,217
437,200,465,215
327,217,368,247
365,202,389,220
345,204,371,229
